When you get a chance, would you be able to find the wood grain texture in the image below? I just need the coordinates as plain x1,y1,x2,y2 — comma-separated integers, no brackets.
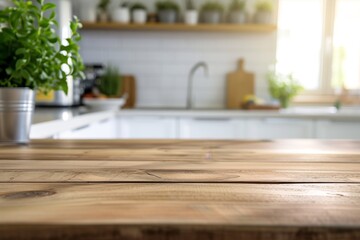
1,183,360,225
1,160,359,183
0,140,359,240
1,225,359,240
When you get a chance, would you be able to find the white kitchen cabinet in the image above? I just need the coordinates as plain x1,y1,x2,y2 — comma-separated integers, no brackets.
316,120,360,139
117,117,177,139
179,118,246,140
54,113,360,140
58,118,118,139
245,118,315,139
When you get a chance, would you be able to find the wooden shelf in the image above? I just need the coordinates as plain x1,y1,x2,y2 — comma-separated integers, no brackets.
81,22,277,33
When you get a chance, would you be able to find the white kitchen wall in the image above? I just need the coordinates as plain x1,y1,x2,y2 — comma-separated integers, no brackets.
73,0,278,108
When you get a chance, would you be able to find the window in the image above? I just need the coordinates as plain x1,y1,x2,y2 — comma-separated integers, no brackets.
332,0,360,90
276,0,360,95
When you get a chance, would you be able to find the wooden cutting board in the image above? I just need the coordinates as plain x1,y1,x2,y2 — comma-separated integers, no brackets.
119,75,136,109
226,59,255,109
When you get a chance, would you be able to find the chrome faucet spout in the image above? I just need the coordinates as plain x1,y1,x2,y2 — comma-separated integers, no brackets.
187,61,209,109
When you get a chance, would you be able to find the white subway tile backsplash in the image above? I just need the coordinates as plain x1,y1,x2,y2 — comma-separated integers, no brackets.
77,0,277,108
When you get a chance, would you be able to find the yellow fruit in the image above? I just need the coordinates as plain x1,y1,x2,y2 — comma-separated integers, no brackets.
243,95,257,103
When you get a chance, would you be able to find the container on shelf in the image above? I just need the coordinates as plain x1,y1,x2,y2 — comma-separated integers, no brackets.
97,10,109,22
112,7,130,23
184,10,198,25
228,11,246,24
79,0,97,22
158,10,178,24
132,9,147,24
253,11,272,24
202,11,222,24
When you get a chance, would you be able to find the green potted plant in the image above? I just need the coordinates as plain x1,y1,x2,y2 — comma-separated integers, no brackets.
98,66,122,98
112,1,131,23
184,0,198,25
201,1,224,24
84,66,124,110
254,0,273,24
268,71,304,108
131,2,147,24
156,0,180,24
228,0,246,24
0,0,83,144
97,0,110,22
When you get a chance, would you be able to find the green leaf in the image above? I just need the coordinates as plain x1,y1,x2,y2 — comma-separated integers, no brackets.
49,11,56,20
39,19,49,28
16,59,27,70
74,35,82,42
41,3,56,12
60,79,68,95
5,68,13,75
15,48,27,55
48,37,59,44
0,11,7,20
21,69,31,79
70,21,77,33
29,4,39,12
1,28,16,39
60,45,72,52
0,0,84,94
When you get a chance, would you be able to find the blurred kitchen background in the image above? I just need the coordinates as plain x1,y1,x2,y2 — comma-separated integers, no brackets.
73,0,360,109
2,0,360,140
75,0,277,108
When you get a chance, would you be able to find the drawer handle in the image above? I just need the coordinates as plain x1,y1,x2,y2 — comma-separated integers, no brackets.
73,125,90,131
193,118,231,122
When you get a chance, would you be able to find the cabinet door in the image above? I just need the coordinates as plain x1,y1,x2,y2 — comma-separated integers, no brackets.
58,118,118,139
246,118,315,139
179,118,244,140
316,120,360,139
117,117,177,139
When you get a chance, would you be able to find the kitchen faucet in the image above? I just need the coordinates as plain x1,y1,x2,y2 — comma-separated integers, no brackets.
187,61,209,109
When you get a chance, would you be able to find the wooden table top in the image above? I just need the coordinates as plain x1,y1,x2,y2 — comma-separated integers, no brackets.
0,140,360,240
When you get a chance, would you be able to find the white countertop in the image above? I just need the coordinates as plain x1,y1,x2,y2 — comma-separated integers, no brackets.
117,107,360,120
31,109,116,139
31,106,360,139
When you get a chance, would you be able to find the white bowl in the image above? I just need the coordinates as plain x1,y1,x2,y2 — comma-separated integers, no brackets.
83,98,125,111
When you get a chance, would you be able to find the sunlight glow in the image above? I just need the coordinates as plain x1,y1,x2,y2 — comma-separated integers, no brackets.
332,0,360,90
276,0,323,90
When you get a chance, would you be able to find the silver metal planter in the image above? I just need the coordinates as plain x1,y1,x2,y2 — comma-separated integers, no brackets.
0,88,35,144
